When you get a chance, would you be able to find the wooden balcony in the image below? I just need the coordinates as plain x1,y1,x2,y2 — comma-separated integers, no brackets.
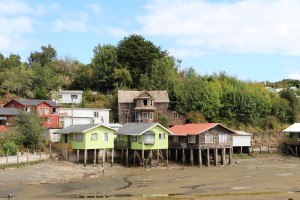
169,142,187,149
286,138,300,145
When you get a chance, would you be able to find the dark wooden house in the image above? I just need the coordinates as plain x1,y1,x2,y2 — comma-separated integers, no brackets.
168,123,236,166
118,90,185,126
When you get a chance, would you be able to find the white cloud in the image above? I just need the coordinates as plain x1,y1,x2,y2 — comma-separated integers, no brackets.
53,13,90,32
288,73,300,80
86,3,102,14
137,0,300,57
107,27,129,37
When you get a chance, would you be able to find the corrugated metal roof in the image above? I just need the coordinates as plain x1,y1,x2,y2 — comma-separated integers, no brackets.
169,123,235,135
0,108,20,115
116,123,172,135
51,90,83,94
234,130,252,136
13,99,59,107
118,90,170,103
54,124,114,134
283,123,300,132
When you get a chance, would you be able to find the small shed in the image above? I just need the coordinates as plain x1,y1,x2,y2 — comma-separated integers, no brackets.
232,131,252,154
283,123,300,157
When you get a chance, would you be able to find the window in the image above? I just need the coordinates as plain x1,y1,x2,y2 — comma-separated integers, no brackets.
173,136,178,142
94,112,99,118
101,116,104,123
52,108,57,114
173,112,178,119
76,134,83,142
103,133,108,141
188,135,196,143
71,95,78,99
150,100,153,106
45,107,49,115
219,134,228,143
25,107,31,112
142,112,148,119
159,133,165,140
149,112,153,119
70,134,74,141
91,133,98,141
0,117,7,125
38,107,43,115
157,112,161,117
205,134,215,143
144,134,155,144
132,136,137,142
138,136,142,144
143,99,147,106
118,135,125,142
47,118,52,124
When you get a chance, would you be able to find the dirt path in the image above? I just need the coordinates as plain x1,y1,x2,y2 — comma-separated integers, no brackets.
0,154,300,199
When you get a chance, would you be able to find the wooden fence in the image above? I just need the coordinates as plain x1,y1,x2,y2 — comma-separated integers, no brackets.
251,132,285,153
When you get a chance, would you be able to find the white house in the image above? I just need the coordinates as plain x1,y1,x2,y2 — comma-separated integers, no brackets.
51,88,83,104
233,131,252,154
59,108,110,128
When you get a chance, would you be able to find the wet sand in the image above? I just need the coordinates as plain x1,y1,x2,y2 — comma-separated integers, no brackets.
0,154,300,200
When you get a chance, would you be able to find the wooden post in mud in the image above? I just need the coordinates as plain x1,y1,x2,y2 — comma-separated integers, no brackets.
111,149,114,167
50,143,52,157
142,150,145,167
190,149,194,165
229,147,233,165
133,151,136,165
166,149,168,165
175,149,178,161
77,149,79,163
93,149,96,166
214,148,218,166
17,150,19,165
126,148,129,167
206,148,210,167
182,149,186,163
221,148,225,165
121,149,124,164
27,149,29,163
198,149,202,167
84,149,87,167
150,150,153,167
102,148,105,167
156,150,159,166
168,149,171,159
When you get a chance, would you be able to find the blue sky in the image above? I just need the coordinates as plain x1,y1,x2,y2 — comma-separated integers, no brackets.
1,0,300,82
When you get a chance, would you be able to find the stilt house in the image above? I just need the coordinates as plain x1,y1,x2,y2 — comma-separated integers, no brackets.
115,123,173,166
168,123,236,166
283,123,300,157
54,124,116,166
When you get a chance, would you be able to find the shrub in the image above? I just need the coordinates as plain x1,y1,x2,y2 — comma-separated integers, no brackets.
3,142,19,156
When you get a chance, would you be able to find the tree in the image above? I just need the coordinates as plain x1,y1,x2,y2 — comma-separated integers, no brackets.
117,34,167,86
91,44,120,92
28,44,57,67
187,112,207,123
279,89,299,123
12,111,44,149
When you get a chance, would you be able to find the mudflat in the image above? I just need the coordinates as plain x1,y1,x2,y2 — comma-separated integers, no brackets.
0,154,299,200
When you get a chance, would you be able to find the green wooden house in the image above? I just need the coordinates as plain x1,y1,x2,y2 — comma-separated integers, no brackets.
115,123,173,166
55,124,116,166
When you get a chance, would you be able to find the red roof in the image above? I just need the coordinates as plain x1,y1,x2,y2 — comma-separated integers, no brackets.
169,123,229,135
0,125,8,133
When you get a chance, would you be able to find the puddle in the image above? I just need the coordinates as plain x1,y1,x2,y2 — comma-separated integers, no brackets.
232,187,251,190
275,173,293,176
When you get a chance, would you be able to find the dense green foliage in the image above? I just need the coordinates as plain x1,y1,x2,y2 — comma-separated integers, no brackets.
0,34,299,132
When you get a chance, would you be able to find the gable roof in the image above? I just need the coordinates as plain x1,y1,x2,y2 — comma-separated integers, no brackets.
283,123,300,132
169,123,235,135
234,130,252,136
0,108,20,115
118,90,170,103
54,124,115,134
116,123,173,136
6,99,59,107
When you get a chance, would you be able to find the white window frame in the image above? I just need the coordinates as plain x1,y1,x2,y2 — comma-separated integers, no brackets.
70,133,74,141
132,136,137,142
138,136,142,144
144,134,155,145
173,111,178,119
118,135,125,142
205,134,215,143
91,133,98,141
173,136,178,142
219,134,228,143
142,112,148,119
188,135,196,143
149,112,153,119
159,133,165,140
47,117,52,124
38,107,43,115
94,112,99,118
71,95,78,99
103,132,108,141
45,107,49,115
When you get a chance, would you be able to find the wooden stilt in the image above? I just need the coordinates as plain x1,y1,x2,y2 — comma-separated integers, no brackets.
241,146,243,154
182,149,186,163
65,149,68,161
126,148,129,167
221,148,225,165
50,143,52,157
156,150,159,166
214,148,218,166
121,149,124,164
206,148,210,167
166,149,168,166
77,149,79,163
133,151,136,165
98,149,101,164
190,149,194,165
102,148,105,167
111,149,114,167
198,149,202,167
175,149,178,161
84,149,87,167
229,147,233,165
142,149,145,167
150,150,153,167
93,149,96,166
168,149,171,159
